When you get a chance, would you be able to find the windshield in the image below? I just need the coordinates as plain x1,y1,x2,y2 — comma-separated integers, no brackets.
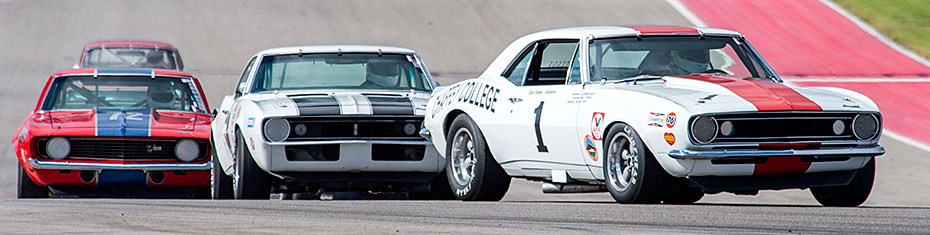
83,47,178,70
251,53,432,92
41,76,207,113
588,36,772,81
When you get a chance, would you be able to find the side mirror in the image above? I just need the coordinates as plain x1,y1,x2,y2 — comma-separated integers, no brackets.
212,109,218,117
236,83,247,96
72,63,80,69
433,81,441,87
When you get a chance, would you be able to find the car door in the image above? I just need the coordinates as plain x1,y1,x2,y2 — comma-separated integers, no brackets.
212,56,257,172
492,40,590,180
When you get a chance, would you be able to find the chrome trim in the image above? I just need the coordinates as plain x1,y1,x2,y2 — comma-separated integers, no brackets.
690,116,718,144
29,158,212,171
715,135,854,140
668,146,884,159
267,140,430,146
691,140,867,149
419,128,431,140
716,116,852,121
852,113,880,140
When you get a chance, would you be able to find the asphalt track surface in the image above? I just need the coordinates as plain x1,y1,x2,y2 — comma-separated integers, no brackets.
1,0,929,234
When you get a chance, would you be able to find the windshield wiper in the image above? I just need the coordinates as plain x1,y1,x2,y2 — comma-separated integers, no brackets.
614,74,664,84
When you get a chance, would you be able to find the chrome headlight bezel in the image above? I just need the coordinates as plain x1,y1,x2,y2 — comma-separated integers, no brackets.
690,116,718,144
852,113,880,140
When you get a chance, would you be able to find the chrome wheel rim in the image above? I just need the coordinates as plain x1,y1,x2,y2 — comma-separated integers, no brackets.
607,131,638,192
450,128,476,186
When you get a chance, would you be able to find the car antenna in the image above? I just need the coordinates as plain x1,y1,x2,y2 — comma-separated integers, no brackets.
298,49,303,57
338,48,343,56
635,31,643,41
378,49,383,57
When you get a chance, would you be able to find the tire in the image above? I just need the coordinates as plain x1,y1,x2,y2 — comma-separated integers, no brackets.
811,157,875,207
445,114,511,201
18,163,48,198
233,130,271,200
603,123,666,203
662,186,704,204
410,171,457,200
211,153,234,199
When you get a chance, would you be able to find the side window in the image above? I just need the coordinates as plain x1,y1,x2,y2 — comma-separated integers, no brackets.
566,46,581,84
235,57,257,97
525,41,578,86
503,45,537,86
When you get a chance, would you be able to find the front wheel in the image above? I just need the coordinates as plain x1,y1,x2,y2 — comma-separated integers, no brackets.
811,157,875,207
233,131,271,200
18,163,48,198
211,155,234,199
603,123,666,203
445,114,511,201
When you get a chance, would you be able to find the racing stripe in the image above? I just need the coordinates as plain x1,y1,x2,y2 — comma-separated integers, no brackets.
365,95,414,115
95,107,152,136
675,75,822,111
752,143,817,175
291,96,341,116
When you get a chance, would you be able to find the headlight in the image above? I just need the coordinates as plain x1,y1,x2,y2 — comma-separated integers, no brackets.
832,120,845,135
46,137,70,160
403,123,417,136
175,139,200,162
852,113,879,140
264,118,290,142
691,116,718,144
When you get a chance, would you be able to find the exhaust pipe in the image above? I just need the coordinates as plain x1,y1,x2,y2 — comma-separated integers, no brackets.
541,182,607,193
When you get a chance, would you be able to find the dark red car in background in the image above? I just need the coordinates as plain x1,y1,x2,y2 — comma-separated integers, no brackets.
76,40,185,71
13,68,212,198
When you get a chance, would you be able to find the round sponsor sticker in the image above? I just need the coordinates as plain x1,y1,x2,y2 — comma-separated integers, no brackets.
666,112,677,128
585,135,598,161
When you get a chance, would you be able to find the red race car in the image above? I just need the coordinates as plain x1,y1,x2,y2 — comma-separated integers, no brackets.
75,40,185,71
13,68,212,198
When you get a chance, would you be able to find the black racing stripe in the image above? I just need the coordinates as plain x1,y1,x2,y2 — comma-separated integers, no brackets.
291,96,341,116
366,96,414,115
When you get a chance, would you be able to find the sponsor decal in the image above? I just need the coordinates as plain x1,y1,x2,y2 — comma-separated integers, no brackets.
585,135,598,161
247,117,255,128
647,112,665,127
664,132,676,145
431,81,499,118
666,112,677,128
590,112,605,140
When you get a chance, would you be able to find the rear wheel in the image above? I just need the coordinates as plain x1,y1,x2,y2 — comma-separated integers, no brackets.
18,163,48,198
603,123,666,203
811,158,875,207
445,114,511,201
233,131,271,200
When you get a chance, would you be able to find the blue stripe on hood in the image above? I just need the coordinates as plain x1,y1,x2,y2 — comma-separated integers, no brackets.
96,107,151,136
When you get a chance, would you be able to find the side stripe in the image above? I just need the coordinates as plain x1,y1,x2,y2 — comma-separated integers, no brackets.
674,75,822,111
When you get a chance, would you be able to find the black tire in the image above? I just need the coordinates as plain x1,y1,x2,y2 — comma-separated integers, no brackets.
603,123,666,203
662,186,704,204
445,114,511,201
811,157,875,207
18,163,49,198
211,154,234,199
234,130,272,200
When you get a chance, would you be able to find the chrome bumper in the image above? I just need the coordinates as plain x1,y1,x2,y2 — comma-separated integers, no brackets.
267,140,430,146
29,158,212,171
668,146,885,159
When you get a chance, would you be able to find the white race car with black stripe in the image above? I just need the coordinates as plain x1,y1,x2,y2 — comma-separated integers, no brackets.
211,45,450,199
422,26,884,206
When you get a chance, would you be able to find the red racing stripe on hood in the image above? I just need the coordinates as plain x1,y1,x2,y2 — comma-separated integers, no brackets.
674,75,822,111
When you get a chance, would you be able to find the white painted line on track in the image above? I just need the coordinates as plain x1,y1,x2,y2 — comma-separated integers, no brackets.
820,0,930,69
882,130,930,153
665,0,706,27
785,77,930,83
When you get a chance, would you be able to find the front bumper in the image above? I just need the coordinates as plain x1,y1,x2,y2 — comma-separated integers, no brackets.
29,158,212,171
668,146,885,159
264,139,443,173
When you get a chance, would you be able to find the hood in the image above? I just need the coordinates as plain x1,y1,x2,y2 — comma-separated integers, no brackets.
621,75,871,114
48,108,201,137
253,90,430,116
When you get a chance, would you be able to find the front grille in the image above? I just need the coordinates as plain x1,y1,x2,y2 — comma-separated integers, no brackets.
691,112,880,144
37,138,209,161
285,115,424,141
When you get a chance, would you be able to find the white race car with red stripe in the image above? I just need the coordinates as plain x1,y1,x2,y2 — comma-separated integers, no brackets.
421,26,884,206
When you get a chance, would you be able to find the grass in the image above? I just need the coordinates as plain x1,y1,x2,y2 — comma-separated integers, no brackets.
834,0,930,60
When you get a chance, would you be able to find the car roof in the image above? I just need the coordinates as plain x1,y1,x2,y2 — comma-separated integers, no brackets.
254,45,417,57
52,68,194,78
83,40,177,50
479,25,743,78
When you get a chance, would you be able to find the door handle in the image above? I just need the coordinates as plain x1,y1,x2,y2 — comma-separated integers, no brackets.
508,98,523,103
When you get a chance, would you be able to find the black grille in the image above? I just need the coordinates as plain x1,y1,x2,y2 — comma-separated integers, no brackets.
692,112,880,144
37,138,209,161
285,115,423,141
